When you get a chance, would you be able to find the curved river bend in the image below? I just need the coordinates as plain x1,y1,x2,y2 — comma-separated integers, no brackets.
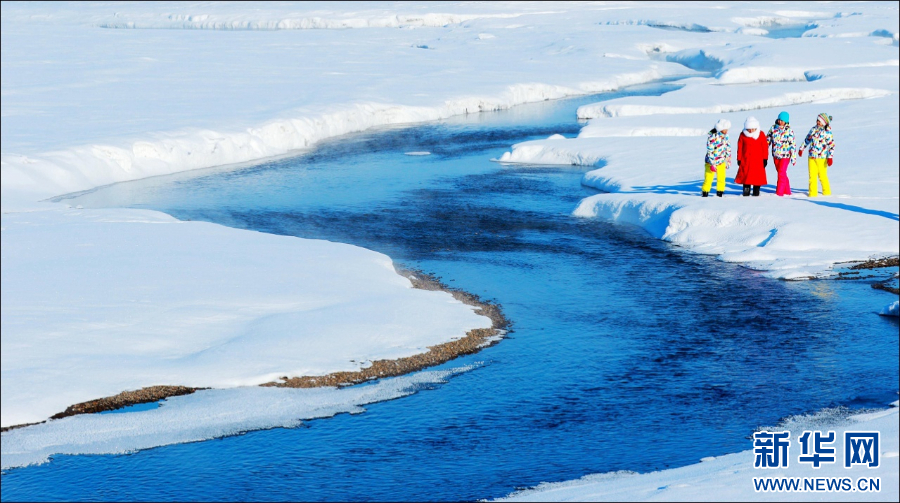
4,84,898,501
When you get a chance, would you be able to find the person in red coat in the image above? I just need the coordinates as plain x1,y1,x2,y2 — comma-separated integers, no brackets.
735,116,769,196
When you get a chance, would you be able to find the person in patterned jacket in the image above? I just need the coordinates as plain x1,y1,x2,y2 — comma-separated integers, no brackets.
766,111,796,196
799,113,835,197
702,119,731,197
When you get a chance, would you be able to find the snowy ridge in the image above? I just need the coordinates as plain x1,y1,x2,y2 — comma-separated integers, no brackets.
716,61,899,85
602,19,722,34
606,11,861,34
598,5,898,42
601,10,840,36
730,15,817,28
571,194,883,277
715,67,814,84
572,195,899,279
577,88,892,119
97,12,538,30
577,126,706,138
1,69,664,203
572,195,689,238
497,143,605,167
0,365,478,469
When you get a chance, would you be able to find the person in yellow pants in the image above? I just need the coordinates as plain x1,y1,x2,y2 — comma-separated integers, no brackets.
702,162,727,195
800,113,835,197
807,157,831,197
702,119,731,197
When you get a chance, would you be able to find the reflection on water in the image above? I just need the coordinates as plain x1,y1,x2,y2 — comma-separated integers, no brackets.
809,282,837,300
8,85,899,502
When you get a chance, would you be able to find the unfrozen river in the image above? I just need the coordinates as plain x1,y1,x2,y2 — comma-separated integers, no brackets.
3,85,898,501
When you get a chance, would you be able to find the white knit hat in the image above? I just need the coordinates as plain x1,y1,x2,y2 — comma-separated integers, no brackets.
715,119,731,132
744,116,759,130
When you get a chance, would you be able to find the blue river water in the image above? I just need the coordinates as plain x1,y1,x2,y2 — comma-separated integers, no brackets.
3,84,898,501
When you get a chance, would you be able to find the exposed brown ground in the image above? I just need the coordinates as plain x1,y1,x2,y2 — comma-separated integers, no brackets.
872,282,900,295
264,266,509,388
1,266,507,432
832,256,900,295
1,385,201,433
848,256,899,270
48,385,201,419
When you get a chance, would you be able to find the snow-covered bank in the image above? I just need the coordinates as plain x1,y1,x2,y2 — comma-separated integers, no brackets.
498,97,898,279
0,68,670,204
576,87,893,119
500,403,899,502
0,206,490,427
0,365,477,469
497,45,898,278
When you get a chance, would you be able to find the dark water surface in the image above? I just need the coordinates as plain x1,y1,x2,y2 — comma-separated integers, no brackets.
4,85,898,501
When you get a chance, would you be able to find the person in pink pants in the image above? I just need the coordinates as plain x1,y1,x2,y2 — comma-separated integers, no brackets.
766,111,796,196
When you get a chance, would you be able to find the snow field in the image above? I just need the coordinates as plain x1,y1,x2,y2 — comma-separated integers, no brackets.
0,207,490,427
2,1,704,202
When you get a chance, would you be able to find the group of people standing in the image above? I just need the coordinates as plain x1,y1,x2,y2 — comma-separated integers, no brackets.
702,111,836,198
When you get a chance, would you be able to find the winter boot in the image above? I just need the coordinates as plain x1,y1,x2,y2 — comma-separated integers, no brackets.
702,191,709,197
716,191,724,197
752,186,761,196
742,185,751,197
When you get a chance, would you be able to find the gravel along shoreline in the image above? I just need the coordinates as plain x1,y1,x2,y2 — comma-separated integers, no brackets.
264,266,509,388
848,256,899,270
832,256,900,295
1,267,508,432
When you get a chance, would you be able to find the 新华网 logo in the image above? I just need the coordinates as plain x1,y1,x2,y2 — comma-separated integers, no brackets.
844,432,879,468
